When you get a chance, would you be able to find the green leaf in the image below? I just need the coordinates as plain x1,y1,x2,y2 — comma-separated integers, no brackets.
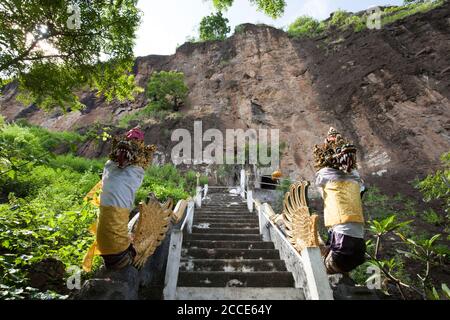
2,240,10,249
442,284,450,299
429,234,441,245
431,287,441,300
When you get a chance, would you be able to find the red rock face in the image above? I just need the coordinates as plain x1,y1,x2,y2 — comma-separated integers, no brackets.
1,4,449,195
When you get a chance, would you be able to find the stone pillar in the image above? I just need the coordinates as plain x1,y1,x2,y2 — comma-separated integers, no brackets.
240,169,246,199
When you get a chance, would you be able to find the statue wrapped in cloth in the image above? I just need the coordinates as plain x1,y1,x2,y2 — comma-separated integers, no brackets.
313,127,366,275
83,127,156,271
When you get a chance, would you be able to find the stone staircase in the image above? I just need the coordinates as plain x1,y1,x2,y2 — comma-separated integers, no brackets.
175,191,305,300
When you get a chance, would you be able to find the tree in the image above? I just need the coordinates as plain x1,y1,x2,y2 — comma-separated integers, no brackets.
147,71,189,112
199,12,231,41
287,16,324,38
211,0,286,19
0,0,142,111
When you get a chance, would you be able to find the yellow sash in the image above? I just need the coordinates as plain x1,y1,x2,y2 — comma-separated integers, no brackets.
82,206,131,272
323,180,364,227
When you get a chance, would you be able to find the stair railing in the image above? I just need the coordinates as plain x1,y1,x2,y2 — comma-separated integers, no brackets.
253,196,334,300
163,188,200,300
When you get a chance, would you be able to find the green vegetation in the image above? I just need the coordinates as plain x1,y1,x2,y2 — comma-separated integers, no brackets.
287,0,445,39
0,120,101,299
421,209,445,226
416,152,450,213
118,70,188,128
274,178,292,213
118,104,181,128
287,10,367,38
0,119,203,299
382,0,445,26
0,1,142,111
287,16,326,38
211,0,286,19
234,24,246,35
199,12,231,41
147,71,189,112
349,153,450,300
135,166,208,204
362,216,449,300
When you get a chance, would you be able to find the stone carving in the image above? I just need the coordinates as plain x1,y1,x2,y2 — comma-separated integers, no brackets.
282,181,320,253
132,200,172,268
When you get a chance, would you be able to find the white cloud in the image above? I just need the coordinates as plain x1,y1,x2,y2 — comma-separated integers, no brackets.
299,0,332,20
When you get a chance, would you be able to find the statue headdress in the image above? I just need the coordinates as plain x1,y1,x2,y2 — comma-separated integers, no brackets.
313,127,357,173
109,127,156,169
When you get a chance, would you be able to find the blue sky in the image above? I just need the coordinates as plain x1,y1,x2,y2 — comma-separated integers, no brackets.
134,0,404,57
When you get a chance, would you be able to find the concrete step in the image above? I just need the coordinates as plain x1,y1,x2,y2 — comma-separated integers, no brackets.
198,205,248,209
177,271,295,287
185,233,261,241
194,217,258,223
194,214,257,220
183,240,275,250
192,227,260,234
193,218,259,226
179,259,287,272
182,248,280,259
192,222,259,229
196,211,253,215
175,287,305,300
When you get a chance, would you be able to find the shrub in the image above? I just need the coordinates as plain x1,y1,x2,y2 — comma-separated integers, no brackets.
49,154,105,174
416,152,450,213
421,209,445,226
287,16,324,38
329,10,351,29
135,164,193,203
118,103,174,128
199,11,231,41
382,0,445,26
147,71,189,112
234,24,246,34
345,15,366,32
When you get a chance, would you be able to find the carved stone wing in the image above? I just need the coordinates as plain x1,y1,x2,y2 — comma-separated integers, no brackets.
132,200,172,268
282,181,320,253
172,199,188,224
162,198,174,211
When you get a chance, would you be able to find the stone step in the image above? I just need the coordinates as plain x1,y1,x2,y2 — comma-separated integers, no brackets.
177,271,295,287
175,287,305,300
194,214,259,223
194,217,258,223
179,259,287,272
183,240,274,250
202,203,246,206
192,227,260,234
185,233,261,241
192,222,259,229
199,205,247,208
182,248,280,259
196,210,252,215
194,214,257,220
